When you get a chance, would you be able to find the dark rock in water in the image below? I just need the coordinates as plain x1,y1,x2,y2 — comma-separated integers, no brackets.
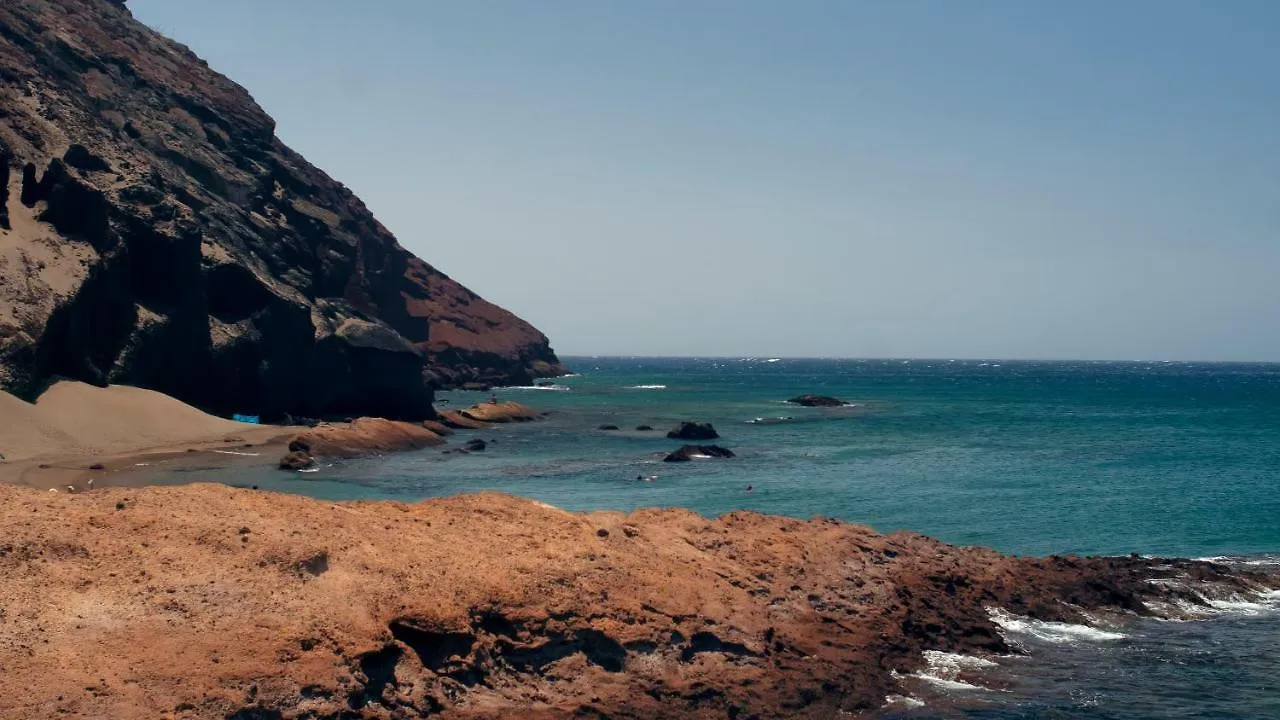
0,0,566,419
287,439,311,453
463,438,487,452
664,445,736,462
88,462,106,471
598,424,620,431
635,425,654,432
787,394,847,407
279,451,315,471
667,422,719,440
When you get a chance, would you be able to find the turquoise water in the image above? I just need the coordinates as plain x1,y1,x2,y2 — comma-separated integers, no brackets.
162,357,1280,718
206,357,1280,558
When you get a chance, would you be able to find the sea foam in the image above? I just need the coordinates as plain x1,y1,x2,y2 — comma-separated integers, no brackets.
988,608,1125,644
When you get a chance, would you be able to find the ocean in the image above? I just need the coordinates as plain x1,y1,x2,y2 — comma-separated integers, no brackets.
154,357,1280,718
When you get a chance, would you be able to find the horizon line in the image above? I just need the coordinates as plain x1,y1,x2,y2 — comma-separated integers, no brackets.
554,354,1280,365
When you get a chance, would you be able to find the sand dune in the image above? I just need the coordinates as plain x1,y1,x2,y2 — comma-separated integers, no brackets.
0,381,269,462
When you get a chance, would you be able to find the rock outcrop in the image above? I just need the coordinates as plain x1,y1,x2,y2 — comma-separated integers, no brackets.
284,418,445,461
667,421,720,440
459,400,538,424
0,0,565,422
1,483,1275,719
787,394,847,407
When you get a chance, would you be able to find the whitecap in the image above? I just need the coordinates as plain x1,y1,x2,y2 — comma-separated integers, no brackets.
765,358,782,363
893,651,998,694
882,694,926,709
499,385,571,391
626,384,667,390
213,450,260,457
988,608,1125,643
297,467,320,474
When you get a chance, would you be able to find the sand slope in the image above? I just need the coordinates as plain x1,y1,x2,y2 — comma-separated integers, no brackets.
0,381,260,461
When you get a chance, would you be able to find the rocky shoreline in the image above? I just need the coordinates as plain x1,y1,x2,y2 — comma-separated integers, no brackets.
0,483,1274,719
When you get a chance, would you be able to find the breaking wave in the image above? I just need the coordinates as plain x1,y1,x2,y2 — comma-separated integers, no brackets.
988,608,1126,644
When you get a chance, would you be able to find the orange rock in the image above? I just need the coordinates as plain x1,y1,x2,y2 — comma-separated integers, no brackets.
287,417,444,459
421,419,454,436
0,483,1272,719
458,401,538,423
439,410,489,430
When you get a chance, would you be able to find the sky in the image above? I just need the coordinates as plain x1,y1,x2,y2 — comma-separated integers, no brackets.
128,0,1280,360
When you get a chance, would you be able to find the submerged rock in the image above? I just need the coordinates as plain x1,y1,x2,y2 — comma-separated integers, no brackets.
787,394,847,407
664,445,736,462
463,438,487,452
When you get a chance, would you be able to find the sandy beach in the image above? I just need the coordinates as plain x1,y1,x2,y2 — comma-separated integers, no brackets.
0,381,291,488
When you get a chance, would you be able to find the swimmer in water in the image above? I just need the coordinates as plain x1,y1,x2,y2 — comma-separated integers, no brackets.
746,485,754,492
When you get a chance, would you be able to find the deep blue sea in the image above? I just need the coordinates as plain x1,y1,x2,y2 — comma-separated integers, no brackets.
156,357,1280,718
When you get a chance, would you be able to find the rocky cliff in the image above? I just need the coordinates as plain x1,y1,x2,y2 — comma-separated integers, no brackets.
0,0,565,420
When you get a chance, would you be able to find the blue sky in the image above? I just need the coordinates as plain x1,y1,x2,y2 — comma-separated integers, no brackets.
130,0,1280,360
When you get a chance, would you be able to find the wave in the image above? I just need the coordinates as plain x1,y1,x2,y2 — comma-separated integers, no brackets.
499,384,571,391
882,694,926,709
893,651,999,693
746,416,795,425
213,450,261,457
1194,554,1280,568
625,384,667,390
988,608,1125,644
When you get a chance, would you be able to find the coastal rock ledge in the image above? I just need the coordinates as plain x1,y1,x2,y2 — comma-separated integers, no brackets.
0,483,1274,719
0,0,565,421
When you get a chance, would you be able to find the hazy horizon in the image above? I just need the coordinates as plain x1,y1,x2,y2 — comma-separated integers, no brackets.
130,0,1280,362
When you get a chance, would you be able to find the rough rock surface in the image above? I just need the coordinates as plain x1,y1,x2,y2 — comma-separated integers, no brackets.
459,401,538,424
664,445,736,462
0,0,565,421
787,394,847,407
0,484,1275,719
286,418,445,460
438,410,489,431
667,421,720,440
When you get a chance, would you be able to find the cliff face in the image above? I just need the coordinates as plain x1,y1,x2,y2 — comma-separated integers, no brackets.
0,0,565,420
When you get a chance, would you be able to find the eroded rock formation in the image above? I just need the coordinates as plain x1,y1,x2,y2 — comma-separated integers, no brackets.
0,484,1275,719
0,0,565,421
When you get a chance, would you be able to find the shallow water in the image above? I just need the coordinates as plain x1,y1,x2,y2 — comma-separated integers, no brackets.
151,357,1280,717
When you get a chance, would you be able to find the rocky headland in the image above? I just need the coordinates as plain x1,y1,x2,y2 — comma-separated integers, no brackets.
0,483,1275,719
0,0,565,423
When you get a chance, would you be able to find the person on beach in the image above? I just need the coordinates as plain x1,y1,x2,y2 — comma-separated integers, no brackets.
489,393,498,404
